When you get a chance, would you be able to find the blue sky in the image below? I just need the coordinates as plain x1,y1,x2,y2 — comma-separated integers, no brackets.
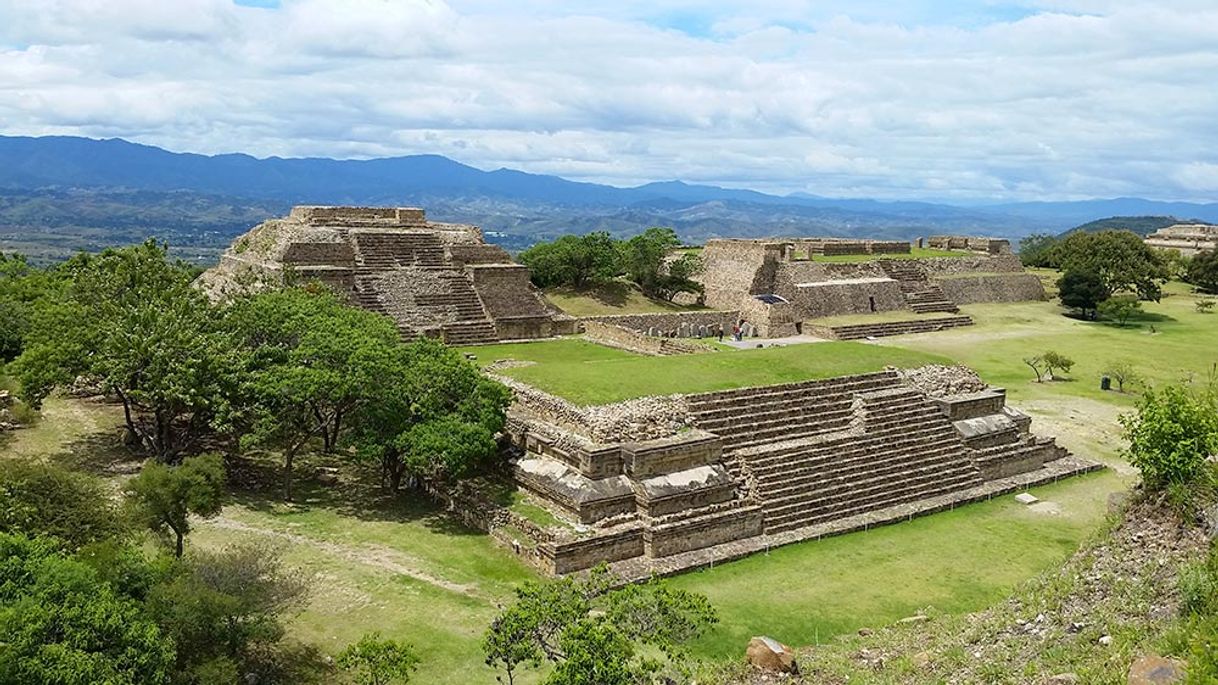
0,0,1216,201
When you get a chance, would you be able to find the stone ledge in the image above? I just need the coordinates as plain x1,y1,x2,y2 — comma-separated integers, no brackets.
605,455,1104,582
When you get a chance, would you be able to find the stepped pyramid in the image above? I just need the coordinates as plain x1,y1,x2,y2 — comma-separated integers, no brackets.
200,206,575,344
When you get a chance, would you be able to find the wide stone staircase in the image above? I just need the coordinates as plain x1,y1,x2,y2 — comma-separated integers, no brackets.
689,371,984,535
348,230,498,345
880,260,960,313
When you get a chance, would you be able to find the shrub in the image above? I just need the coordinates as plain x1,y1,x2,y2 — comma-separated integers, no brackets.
1042,351,1074,379
1103,361,1142,393
1097,293,1142,326
1196,298,1216,314
1119,385,1218,491
0,460,130,549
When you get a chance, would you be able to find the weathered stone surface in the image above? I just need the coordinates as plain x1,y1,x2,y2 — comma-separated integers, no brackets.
1015,493,1040,505
745,636,798,673
1127,655,1186,684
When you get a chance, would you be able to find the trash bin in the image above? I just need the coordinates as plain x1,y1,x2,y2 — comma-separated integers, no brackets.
1100,375,1111,391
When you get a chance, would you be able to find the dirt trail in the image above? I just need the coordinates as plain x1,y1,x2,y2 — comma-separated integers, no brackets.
206,515,487,600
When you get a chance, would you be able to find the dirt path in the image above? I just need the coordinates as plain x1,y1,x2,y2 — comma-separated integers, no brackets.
206,515,488,600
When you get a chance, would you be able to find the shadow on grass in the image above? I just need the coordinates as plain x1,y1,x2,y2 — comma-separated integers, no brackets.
223,451,488,537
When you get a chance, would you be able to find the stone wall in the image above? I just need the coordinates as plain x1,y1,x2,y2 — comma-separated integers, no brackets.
935,273,1046,304
927,235,1012,254
698,240,784,308
545,527,645,574
789,278,908,319
580,310,740,335
282,242,355,267
582,321,717,356
920,253,1025,274
644,506,764,557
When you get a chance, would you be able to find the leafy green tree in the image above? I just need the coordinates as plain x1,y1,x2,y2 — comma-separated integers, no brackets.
483,566,716,685
1187,249,1218,294
659,252,705,302
1097,293,1143,326
520,233,621,288
1103,360,1141,393
13,241,234,462
0,533,175,685
337,632,420,685
1053,229,1168,300
621,227,682,297
125,454,226,557
1119,385,1218,490
1023,355,1048,383
0,460,130,550
349,337,511,491
1057,269,1109,319
226,286,400,500
0,253,58,362
1153,248,1191,281
146,542,310,683
1017,233,1060,268
1041,351,1074,379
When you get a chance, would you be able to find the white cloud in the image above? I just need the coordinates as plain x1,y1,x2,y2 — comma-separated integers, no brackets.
0,0,1215,200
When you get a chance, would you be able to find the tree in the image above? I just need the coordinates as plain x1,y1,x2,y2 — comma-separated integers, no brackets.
1042,351,1075,380
1120,385,1218,491
125,454,225,557
0,253,58,362
226,286,401,501
1017,233,1060,268
1103,360,1141,393
337,632,420,685
658,252,705,302
1187,249,1218,294
349,337,511,491
0,533,175,685
146,542,310,682
0,460,130,550
620,227,682,297
1023,355,1048,383
1053,230,1168,300
13,242,234,462
520,233,620,289
1097,293,1143,326
1154,248,1192,281
1057,269,1109,319
483,566,716,685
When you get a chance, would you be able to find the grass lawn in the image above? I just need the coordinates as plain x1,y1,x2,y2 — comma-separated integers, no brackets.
672,469,1125,659
811,247,971,263
874,281,1218,410
543,282,709,317
464,338,952,405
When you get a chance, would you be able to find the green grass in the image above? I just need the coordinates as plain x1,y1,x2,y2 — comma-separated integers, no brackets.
543,282,709,317
671,469,1124,659
466,338,951,405
811,247,971,263
874,282,1218,409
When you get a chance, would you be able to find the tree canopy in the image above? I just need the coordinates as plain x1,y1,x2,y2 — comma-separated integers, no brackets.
520,228,702,301
1120,384,1218,492
519,232,620,289
1057,269,1109,319
0,460,130,550
126,454,226,557
1187,249,1218,294
1052,230,1167,300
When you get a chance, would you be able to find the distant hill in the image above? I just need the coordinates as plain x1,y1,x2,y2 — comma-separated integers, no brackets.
1060,215,1213,237
2,134,1218,263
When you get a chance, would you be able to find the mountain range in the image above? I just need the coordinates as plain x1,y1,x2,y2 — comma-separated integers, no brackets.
1,135,1216,263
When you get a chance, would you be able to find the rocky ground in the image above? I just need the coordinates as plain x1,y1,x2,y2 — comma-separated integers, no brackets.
724,492,1211,684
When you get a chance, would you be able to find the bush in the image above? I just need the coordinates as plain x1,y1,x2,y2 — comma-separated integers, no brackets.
1097,293,1142,326
1119,385,1218,491
1197,298,1216,314
0,460,130,549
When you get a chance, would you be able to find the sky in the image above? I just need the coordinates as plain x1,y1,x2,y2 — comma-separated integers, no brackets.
0,0,1216,202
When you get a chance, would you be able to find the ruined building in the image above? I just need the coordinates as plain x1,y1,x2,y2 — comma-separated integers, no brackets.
500,365,1099,577
201,206,574,345
1144,223,1218,257
695,236,1045,338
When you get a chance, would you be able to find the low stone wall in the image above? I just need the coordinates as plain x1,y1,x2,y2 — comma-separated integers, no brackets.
936,389,1008,421
644,506,765,557
623,432,723,477
582,321,716,356
934,273,1046,304
545,527,645,574
493,374,691,443
920,253,1025,274
581,311,740,336
789,279,907,319
927,235,1012,254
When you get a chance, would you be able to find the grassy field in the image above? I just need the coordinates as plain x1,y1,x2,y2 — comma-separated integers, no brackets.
465,338,951,405
543,282,709,316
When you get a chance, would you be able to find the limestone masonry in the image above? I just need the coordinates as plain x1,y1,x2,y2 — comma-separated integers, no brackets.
201,206,575,345
693,236,1044,338
1144,223,1218,257
502,365,1099,576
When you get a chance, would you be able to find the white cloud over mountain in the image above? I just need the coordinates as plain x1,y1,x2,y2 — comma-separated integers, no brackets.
0,0,1215,201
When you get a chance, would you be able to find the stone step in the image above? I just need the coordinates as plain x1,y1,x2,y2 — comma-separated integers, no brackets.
687,373,899,411
746,424,955,469
751,432,962,480
763,463,980,524
760,445,970,501
696,404,856,434
762,469,980,533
